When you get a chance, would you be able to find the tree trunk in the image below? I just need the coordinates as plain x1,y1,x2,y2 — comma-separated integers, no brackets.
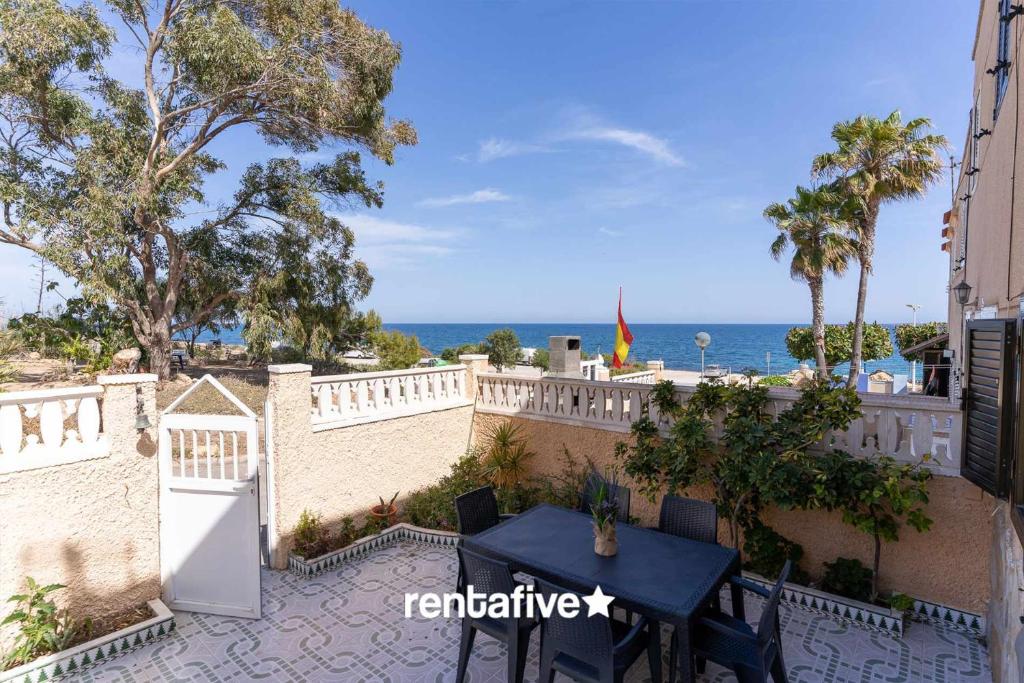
143,322,174,381
847,207,878,390
808,276,828,378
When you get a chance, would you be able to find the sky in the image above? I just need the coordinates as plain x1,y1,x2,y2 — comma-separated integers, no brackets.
1,0,977,325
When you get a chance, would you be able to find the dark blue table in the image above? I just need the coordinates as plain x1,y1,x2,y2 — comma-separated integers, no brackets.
462,503,742,683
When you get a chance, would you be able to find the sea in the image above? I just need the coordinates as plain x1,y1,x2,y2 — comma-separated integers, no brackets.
205,322,919,380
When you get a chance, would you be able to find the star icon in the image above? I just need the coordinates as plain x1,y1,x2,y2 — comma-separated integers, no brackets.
581,585,615,618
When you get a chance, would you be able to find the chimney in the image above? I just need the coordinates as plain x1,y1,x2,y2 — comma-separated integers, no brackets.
548,336,583,379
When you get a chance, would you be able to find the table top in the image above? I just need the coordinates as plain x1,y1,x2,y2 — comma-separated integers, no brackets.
462,503,740,625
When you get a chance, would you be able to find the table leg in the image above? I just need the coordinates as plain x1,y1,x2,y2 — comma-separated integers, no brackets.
674,621,694,683
730,579,745,622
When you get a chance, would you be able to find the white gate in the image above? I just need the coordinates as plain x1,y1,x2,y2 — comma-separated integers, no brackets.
158,376,262,619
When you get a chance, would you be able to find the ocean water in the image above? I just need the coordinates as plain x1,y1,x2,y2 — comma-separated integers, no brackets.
203,322,918,379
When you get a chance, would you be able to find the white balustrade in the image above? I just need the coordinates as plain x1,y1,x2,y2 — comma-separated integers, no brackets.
310,365,471,430
0,385,109,473
475,373,963,475
611,370,656,384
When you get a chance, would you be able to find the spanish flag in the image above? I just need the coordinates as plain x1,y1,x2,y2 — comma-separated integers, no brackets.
613,287,633,368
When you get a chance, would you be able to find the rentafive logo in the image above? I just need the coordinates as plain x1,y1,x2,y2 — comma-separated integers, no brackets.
405,584,615,620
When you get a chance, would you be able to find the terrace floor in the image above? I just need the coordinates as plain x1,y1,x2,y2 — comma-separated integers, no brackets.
75,540,991,682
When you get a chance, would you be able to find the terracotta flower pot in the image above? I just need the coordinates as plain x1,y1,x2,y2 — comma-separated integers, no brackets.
370,503,398,527
593,521,618,557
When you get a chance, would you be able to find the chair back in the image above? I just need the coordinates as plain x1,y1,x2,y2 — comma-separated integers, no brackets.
579,473,631,522
458,546,518,599
535,578,615,663
455,485,500,535
658,495,717,544
757,560,791,646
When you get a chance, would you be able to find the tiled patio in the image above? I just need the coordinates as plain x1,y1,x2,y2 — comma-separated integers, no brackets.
75,540,991,682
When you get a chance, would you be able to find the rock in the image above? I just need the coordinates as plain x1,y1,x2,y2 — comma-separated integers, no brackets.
27,351,41,360
790,367,816,388
111,347,142,373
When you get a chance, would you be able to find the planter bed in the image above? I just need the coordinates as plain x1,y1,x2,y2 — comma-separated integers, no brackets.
0,599,175,683
288,523,459,577
743,572,984,640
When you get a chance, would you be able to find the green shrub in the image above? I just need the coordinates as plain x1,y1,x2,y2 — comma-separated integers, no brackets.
2,578,86,669
403,452,487,530
821,557,873,603
0,332,21,385
742,523,809,584
440,343,483,364
291,510,358,559
758,374,792,387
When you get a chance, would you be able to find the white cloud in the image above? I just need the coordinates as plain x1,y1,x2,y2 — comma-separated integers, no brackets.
598,227,624,237
566,125,684,166
477,138,549,162
417,188,511,207
343,214,459,268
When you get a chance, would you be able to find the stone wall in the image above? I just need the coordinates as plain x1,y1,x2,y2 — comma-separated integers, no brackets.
472,412,997,613
266,364,474,568
0,376,161,647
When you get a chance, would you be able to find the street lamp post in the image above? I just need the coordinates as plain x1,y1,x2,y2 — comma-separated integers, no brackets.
695,332,711,381
906,303,921,390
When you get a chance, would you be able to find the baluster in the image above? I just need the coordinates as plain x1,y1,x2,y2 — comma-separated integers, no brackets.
318,383,333,417
191,430,199,477
0,404,23,457
611,388,624,423
77,396,100,446
178,430,185,476
232,432,239,479
356,380,369,415
431,373,441,405
39,400,64,451
219,432,226,479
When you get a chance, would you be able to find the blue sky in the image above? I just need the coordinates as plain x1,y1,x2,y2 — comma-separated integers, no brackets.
2,1,976,325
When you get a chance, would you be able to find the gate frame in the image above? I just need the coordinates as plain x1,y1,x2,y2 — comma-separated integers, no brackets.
158,375,262,618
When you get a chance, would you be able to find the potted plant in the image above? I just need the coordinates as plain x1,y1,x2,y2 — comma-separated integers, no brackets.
589,479,619,557
370,491,400,527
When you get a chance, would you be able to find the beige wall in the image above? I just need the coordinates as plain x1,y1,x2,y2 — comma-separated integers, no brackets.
473,412,996,613
0,377,161,647
267,365,474,568
948,0,1024,362
988,504,1024,683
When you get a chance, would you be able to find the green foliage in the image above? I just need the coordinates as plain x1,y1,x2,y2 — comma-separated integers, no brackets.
894,322,947,361
483,328,521,372
290,510,358,560
402,452,488,531
2,577,85,669
889,592,915,612
785,322,893,368
440,343,483,364
370,327,422,370
530,347,549,371
480,421,534,489
0,0,416,378
821,557,873,603
742,523,810,584
813,451,932,600
0,331,22,385
759,375,792,387
8,297,134,372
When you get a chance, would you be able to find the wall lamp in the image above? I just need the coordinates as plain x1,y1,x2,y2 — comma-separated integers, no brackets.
953,280,973,307
975,128,992,140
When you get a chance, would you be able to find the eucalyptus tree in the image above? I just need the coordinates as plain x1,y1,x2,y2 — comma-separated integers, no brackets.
812,111,946,388
766,185,856,378
0,0,415,378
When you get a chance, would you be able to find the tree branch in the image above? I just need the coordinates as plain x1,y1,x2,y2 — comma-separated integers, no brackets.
171,290,243,333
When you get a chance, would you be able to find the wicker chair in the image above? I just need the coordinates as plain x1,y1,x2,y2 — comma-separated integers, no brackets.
455,547,538,683
535,577,661,683
658,495,718,544
579,474,631,523
690,561,792,683
454,486,515,593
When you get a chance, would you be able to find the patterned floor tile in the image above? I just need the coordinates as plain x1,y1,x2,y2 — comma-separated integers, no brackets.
74,541,991,682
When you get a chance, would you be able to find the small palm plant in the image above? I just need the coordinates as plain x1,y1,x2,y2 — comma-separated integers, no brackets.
589,470,621,557
481,421,534,489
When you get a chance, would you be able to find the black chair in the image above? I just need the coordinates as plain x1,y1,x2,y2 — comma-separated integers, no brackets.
691,561,791,683
579,474,631,523
454,486,515,592
658,495,720,682
455,547,538,683
456,485,515,536
535,578,661,683
658,495,718,544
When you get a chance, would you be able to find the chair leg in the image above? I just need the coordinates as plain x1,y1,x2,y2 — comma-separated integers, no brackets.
539,646,556,683
695,656,706,674
455,621,476,683
668,629,677,683
646,621,662,683
770,652,789,683
513,630,531,683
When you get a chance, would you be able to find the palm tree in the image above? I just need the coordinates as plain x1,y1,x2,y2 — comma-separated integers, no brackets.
812,111,947,388
766,185,857,378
